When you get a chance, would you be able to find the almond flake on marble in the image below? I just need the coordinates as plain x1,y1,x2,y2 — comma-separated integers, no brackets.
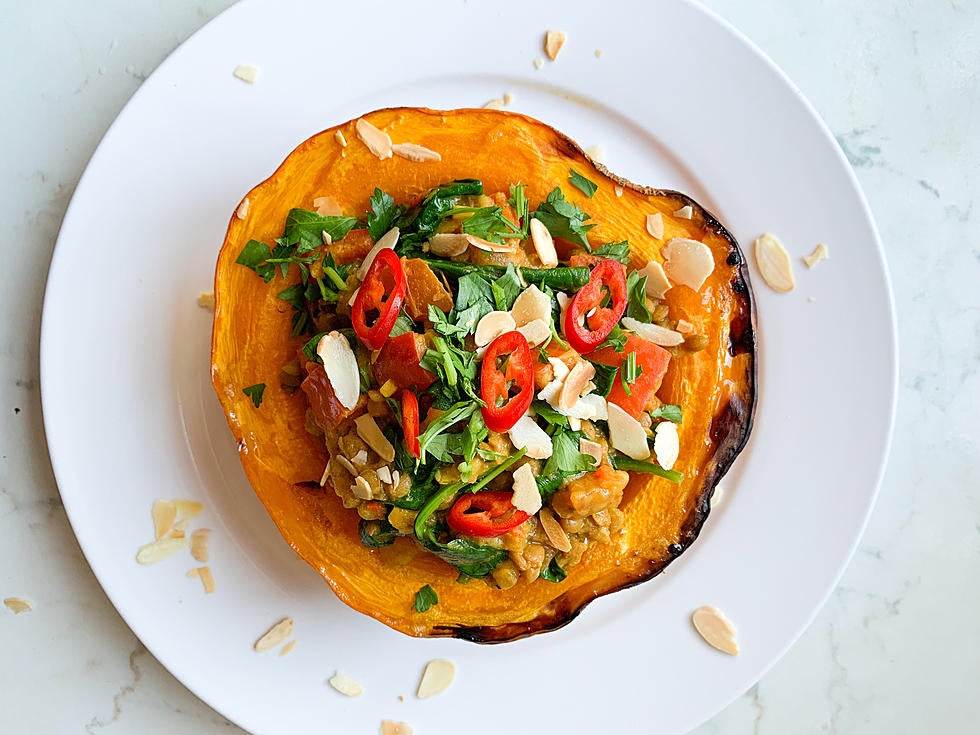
663,237,715,291
529,218,559,267
3,597,32,614
355,118,393,160
152,499,177,539
254,617,294,652
313,196,343,216
279,640,297,656
329,671,364,697
544,30,567,60
335,130,348,147
233,64,259,84
392,142,442,162
538,507,572,553
691,605,740,655
753,232,796,293
190,528,211,563
674,205,693,219
135,537,187,565
381,721,413,735
236,198,250,219
416,659,456,699
511,464,542,515
803,243,829,268
355,414,396,462
645,212,665,239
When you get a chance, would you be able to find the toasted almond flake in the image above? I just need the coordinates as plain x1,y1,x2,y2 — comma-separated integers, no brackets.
676,319,694,334
152,499,177,539
380,721,413,735
538,507,572,553
254,617,294,652
585,144,606,163
548,356,570,381
329,671,365,697
663,237,715,291
379,379,398,398
357,227,400,280
279,640,296,656
614,185,624,197
391,470,400,487
335,455,357,475
483,97,505,109
3,597,32,614
377,466,392,485
174,499,203,522
753,233,796,293
348,287,360,306
511,285,552,327
166,519,188,540
465,233,515,253
392,142,442,162
710,484,725,508
517,318,550,347
196,565,215,594
508,415,553,459
335,130,348,147
352,476,373,500
653,421,680,470
236,198,250,220
621,317,685,347
637,260,671,299
803,243,830,268
416,659,456,699
355,414,396,462
533,57,544,70
350,450,369,467
529,218,559,266
190,528,211,563
579,438,603,465
319,461,332,487
428,233,469,257
321,230,332,245
136,537,187,565
503,92,515,104
317,331,360,410
607,403,651,460
544,30,567,60
692,606,740,655
558,361,595,410
673,205,693,219
233,64,258,83
511,464,542,515
475,310,517,347
355,118,393,160
313,196,342,216
197,292,215,312
645,213,665,239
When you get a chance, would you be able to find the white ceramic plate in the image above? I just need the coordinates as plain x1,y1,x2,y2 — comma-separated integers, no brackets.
41,0,896,732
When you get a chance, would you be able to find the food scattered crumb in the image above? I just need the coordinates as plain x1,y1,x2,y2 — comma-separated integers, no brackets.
328,671,364,697
279,639,297,656
397,695,404,703
191,528,211,562
595,48,603,58
503,92,515,105
585,144,606,163
416,659,456,699
335,130,348,147
544,30,567,61
710,484,725,508
691,605,740,655
4,597,32,614
533,57,544,70
197,293,215,312
807,296,816,303
802,243,829,268
187,566,215,594
236,198,250,220
254,617,294,652
380,721,413,735
233,64,259,84
483,98,505,109
753,232,796,293
135,537,187,565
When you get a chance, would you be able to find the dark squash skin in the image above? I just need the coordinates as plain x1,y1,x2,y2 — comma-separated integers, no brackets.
211,107,756,642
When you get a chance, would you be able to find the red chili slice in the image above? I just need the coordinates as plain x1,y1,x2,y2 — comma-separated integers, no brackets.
351,248,407,350
480,331,534,433
447,490,530,537
563,258,628,353
401,389,420,459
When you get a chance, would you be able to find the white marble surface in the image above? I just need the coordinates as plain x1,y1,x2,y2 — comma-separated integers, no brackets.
1,0,977,732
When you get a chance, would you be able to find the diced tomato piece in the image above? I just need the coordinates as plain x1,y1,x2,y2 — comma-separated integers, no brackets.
300,361,360,429
589,335,671,419
372,332,436,390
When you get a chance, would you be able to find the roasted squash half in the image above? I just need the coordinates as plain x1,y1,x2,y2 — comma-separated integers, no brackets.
211,108,755,642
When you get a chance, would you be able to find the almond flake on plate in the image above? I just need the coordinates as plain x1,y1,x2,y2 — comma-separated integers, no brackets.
416,659,456,699
392,142,442,162
381,721,413,735
753,232,796,293
544,30,567,60
328,671,364,697
645,213,665,239
691,605,740,655
482,97,505,109
187,566,215,594
254,617,294,652
355,118,393,160
236,198,250,219
190,528,211,562
174,499,203,522
503,92,515,104
803,242,829,268
197,292,215,312
135,537,187,565
585,144,606,163
233,64,258,84
4,597,32,614
533,57,544,70
152,499,177,539
279,640,296,656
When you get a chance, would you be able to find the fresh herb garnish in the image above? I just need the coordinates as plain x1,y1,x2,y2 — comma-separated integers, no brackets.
532,400,570,428
275,209,359,254
242,383,266,408
415,401,479,463
540,557,568,583
491,263,523,311
414,584,439,613
507,183,529,236
236,239,272,272
568,169,598,198
625,270,653,323
543,430,597,476
587,360,619,397
359,518,398,548
609,453,683,483
531,187,595,251
396,179,484,255
620,352,643,396
422,259,590,292
459,206,522,244
599,324,628,352
650,404,683,424
367,188,404,242
592,240,631,264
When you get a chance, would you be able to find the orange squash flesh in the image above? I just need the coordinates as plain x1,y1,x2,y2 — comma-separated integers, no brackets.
211,108,756,642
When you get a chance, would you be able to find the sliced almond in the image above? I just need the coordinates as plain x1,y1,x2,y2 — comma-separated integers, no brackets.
754,233,796,293
235,198,250,220
152,499,176,540
233,64,258,83
674,205,694,219
279,640,296,656
380,721,413,735
392,142,442,162
357,226,400,280
538,507,572,553
174,499,203,522
193,565,215,594
166,518,189,540
517,318,550,347
350,449,369,467
533,57,544,70
653,421,680,470
645,213,665,239
607,403,651,460
579,438,603,465
190,528,211,563
529,218,558,267
474,310,517,347
335,455,357,476
614,185,624,197
483,97,505,109
508,415,553,459
355,117,393,160
321,230,332,245
710,484,725,508
3,597,32,614
585,144,606,164
135,537,187,565
335,130,347,147
803,243,829,268
544,30,567,60
313,196,342,216
352,476,373,500
662,237,715,292
511,464,542,515
319,462,332,487
328,671,364,697
428,233,469,257
503,92,515,105
317,331,360,410
691,605,740,655
511,285,552,327
254,617,294,652
637,260,671,299
377,466,392,485
355,414,396,462
558,361,595,411
676,319,694,334
197,292,215,312
416,659,456,699
548,356,570,381
465,234,515,253
621,317,685,347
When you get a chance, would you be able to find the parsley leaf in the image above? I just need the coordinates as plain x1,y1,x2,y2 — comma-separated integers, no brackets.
620,352,643,395
276,209,359,253
626,270,653,323
460,206,522,244
531,187,595,251
367,188,404,242
236,239,271,270
416,402,478,463
650,404,683,424
532,400,569,429
592,240,631,264
599,325,628,352
507,183,529,236
568,169,598,198
276,283,306,310
491,263,523,311
414,584,439,613
242,383,266,408
543,430,597,476
540,557,568,583
587,360,619,397
452,273,495,335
